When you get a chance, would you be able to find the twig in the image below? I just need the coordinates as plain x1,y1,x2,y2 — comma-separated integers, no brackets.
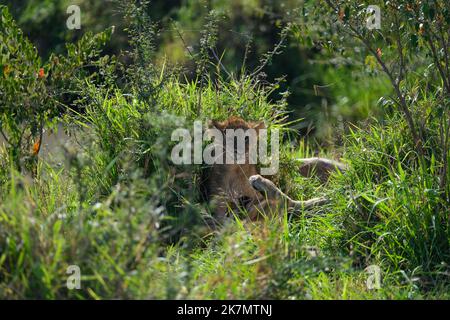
0,128,11,145
324,0,423,156
210,47,232,78
249,26,289,78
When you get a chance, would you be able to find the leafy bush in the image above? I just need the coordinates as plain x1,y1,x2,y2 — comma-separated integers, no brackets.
0,5,114,173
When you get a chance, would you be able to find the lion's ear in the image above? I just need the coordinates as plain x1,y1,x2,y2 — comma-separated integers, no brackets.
252,121,266,131
208,119,224,130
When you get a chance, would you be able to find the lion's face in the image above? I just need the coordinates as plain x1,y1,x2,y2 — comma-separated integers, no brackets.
203,116,266,216
209,116,265,165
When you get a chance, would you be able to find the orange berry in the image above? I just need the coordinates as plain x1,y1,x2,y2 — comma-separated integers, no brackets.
32,138,41,156
38,68,45,79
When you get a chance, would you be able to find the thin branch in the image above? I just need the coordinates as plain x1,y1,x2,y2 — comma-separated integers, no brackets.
432,0,450,82
393,10,405,82
249,26,289,78
0,128,11,145
425,31,450,94
210,47,232,78
171,21,195,59
35,117,44,157
324,0,423,156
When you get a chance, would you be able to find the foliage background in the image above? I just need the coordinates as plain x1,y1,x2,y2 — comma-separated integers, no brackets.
0,0,448,299
3,0,390,139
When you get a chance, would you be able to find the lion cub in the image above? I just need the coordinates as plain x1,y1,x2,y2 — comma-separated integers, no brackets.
201,116,345,220
201,116,265,219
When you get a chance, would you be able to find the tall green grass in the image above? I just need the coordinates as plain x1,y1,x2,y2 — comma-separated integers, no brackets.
1,74,448,299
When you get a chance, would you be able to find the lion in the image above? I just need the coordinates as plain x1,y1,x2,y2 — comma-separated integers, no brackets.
201,116,346,220
200,116,264,219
